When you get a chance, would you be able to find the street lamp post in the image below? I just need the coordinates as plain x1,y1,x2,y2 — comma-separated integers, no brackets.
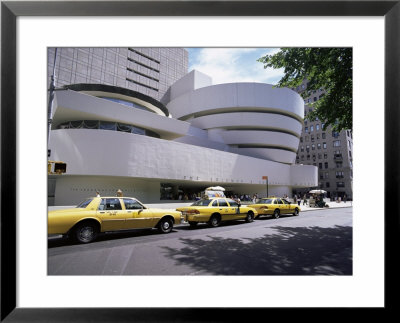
47,48,58,152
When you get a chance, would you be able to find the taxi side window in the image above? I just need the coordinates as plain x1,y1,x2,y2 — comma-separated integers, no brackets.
277,199,283,204
218,199,228,207
123,199,143,210
212,200,218,207
99,198,122,210
273,199,279,204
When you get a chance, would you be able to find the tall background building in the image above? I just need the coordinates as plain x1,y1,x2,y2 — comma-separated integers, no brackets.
294,81,353,199
47,47,188,104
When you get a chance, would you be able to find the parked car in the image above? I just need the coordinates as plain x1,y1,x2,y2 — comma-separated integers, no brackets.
176,197,257,227
48,197,183,243
248,197,300,219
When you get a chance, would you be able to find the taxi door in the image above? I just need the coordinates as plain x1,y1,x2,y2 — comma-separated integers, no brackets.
97,198,127,231
278,198,290,214
282,199,292,214
122,198,156,229
217,199,232,220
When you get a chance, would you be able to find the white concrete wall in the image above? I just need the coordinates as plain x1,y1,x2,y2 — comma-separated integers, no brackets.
53,176,160,205
166,82,304,163
54,90,191,140
49,128,317,205
169,70,212,102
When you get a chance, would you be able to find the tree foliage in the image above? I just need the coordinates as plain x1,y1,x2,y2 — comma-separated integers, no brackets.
258,48,352,131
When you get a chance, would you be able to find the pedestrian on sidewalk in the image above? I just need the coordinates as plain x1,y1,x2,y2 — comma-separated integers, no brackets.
303,194,307,205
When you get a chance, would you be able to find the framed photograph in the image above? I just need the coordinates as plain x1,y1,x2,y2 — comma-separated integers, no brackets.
2,0,398,321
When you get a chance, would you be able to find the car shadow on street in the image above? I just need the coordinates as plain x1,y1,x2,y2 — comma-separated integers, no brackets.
162,225,352,275
48,228,178,248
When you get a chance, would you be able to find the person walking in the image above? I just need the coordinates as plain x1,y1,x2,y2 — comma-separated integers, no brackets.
303,194,307,205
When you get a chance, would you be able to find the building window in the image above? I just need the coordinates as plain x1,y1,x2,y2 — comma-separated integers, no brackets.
332,131,340,138
307,155,310,160
322,133,326,139
305,127,308,133
336,171,344,178
311,135,315,141
320,174,324,179
326,182,330,188
310,125,314,132
306,145,310,152
305,136,309,142
324,153,328,159
336,161,343,168
319,163,322,169
321,123,325,130
301,146,304,152
300,137,303,142
318,153,322,159
323,142,327,149
316,124,320,131
325,172,329,179
312,144,315,150
314,97,317,102
317,143,321,149
333,140,341,147
324,162,328,169
336,182,345,188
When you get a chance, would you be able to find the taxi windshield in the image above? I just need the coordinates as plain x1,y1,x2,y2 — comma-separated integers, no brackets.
191,199,211,206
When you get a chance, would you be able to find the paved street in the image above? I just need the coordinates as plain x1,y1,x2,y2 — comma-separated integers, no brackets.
48,207,352,275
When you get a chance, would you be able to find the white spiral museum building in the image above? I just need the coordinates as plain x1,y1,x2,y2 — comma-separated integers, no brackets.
48,65,317,205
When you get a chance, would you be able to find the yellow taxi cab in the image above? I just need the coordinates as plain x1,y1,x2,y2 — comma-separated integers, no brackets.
248,197,300,219
48,196,183,243
176,197,258,228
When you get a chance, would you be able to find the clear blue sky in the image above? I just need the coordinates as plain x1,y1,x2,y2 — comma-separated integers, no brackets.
186,48,285,85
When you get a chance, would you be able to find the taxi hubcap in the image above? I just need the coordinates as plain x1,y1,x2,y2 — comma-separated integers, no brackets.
163,221,170,230
80,227,93,240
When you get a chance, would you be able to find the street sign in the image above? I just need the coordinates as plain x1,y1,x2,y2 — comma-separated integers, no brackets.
262,176,268,180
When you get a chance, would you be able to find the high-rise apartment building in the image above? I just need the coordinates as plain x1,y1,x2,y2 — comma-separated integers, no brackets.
294,81,353,199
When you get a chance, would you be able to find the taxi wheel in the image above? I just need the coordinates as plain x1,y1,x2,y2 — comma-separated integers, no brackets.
273,209,280,219
293,208,300,216
158,218,173,233
209,214,221,227
245,211,254,223
73,222,98,243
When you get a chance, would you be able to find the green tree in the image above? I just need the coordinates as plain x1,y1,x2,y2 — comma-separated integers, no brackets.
258,48,352,131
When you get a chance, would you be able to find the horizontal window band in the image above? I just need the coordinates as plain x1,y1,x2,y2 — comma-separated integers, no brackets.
127,68,159,83
236,144,298,153
126,78,159,92
209,126,300,139
128,48,161,64
179,108,304,124
128,57,160,73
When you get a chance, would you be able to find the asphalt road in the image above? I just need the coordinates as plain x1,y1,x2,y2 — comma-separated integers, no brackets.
48,207,352,275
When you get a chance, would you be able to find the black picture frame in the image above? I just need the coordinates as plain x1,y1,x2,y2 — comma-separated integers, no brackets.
1,1,398,321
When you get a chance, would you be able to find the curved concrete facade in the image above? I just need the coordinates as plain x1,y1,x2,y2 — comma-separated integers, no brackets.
167,81,304,164
49,128,317,205
48,69,317,206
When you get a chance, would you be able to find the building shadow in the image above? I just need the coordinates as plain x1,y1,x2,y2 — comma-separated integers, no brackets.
162,225,352,275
